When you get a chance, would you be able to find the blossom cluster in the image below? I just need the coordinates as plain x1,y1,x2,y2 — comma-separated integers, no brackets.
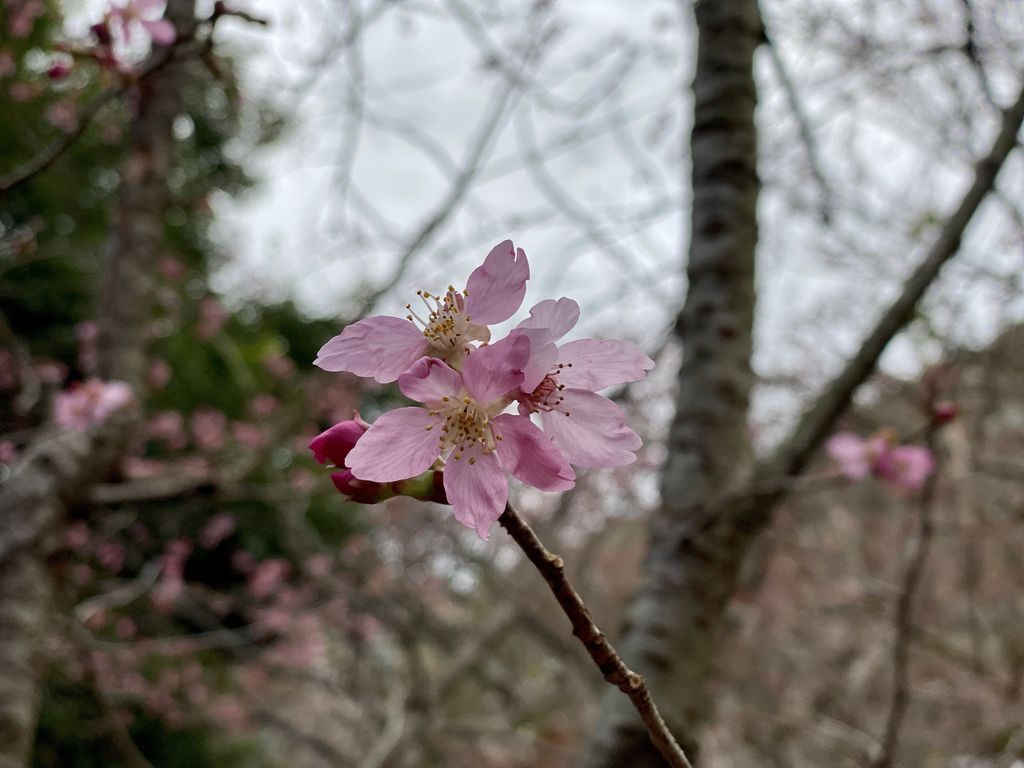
311,241,653,538
826,430,935,492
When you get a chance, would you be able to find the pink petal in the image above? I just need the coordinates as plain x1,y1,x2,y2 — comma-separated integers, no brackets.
826,432,871,479
346,407,440,482
515,298,580,348
492,414,574,492
462,333,529,403
314,316,427,383
521,338,558,393
142,18,176,45
443,445,508,540
398,357,462,403
462,240,530,325
555,339,655,391
541,390,641,468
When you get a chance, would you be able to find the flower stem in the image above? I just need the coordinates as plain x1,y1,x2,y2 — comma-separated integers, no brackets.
498,502,693,768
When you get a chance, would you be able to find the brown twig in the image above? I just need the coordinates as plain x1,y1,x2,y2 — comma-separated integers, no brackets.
871,425,942,768
498,502,694,768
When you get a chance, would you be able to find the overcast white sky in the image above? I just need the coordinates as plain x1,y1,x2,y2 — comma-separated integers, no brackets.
199,0,1024,437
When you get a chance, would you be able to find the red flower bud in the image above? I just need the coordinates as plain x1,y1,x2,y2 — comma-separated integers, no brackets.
309,418,368,468
932,400,957,425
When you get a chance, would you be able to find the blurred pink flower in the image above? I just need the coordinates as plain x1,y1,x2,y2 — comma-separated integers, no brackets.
0,439,16,464
190,407,226,451
262,352,296,380
316,240,529,383
107,0,176,46
197,296,228,339
35,359,68,384
232,421,267,449
247,558,290,599
9,0,45,38
96,541,126,572
147,358,172,389
0,51,16,77
146,410,186,450
248,394,279,418
54,379,134,431
158,255,186,280
827,431,935,492
47,56,72,80
875,445,935,492
198,513,236,548
64,521,91,552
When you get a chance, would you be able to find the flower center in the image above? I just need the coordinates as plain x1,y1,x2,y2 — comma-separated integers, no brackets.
521,364,573,416
405,287,487,363
428,395,503,462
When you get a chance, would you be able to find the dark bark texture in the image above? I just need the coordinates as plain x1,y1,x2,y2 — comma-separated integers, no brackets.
584,1,763,765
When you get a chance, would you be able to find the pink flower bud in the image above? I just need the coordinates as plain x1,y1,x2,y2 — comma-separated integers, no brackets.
309,418,368,468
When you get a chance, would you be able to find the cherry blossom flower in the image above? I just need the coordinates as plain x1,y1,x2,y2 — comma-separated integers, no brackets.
510,297,654,468
107,0,176,46
54,379,134,430
315,240,529,383
826,431,935,492
345,336,575,538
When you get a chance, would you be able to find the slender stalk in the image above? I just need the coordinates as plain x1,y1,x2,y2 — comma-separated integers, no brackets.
872,426,942,768
498,503,694,768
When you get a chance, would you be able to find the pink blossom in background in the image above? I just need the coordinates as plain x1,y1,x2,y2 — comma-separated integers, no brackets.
247,558,290,599
197,296,228,339
0,51,16,77
152,538,191,611
158,255,186,280
231,421,268,449
0,439,16,464
35,359,68,384
876,445,935,492
315,240,530,383
198,513,236,548
123,457,166,479
147,358,172,389
190,407,227,451
146,410,187,450
8,0,45,38
54,379,134,431
44,99,78,134
827,431,935,492
262,352,296,380
64,521,90,552
248,394,279,418
8,82,36,102
346,337,575,538
510,297,653,468
106,0,176,46
96,541,126,572
76,321,98,373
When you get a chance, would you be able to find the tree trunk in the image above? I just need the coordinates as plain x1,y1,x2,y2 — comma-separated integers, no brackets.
583,1,763,765
583,2,1024,763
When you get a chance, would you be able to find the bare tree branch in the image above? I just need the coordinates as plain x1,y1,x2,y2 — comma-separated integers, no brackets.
498,503,694,768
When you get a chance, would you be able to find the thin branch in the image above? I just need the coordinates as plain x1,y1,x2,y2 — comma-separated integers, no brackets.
498,502,694,768
762,20,834,223
758,77,1024,489
871,425,942,768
